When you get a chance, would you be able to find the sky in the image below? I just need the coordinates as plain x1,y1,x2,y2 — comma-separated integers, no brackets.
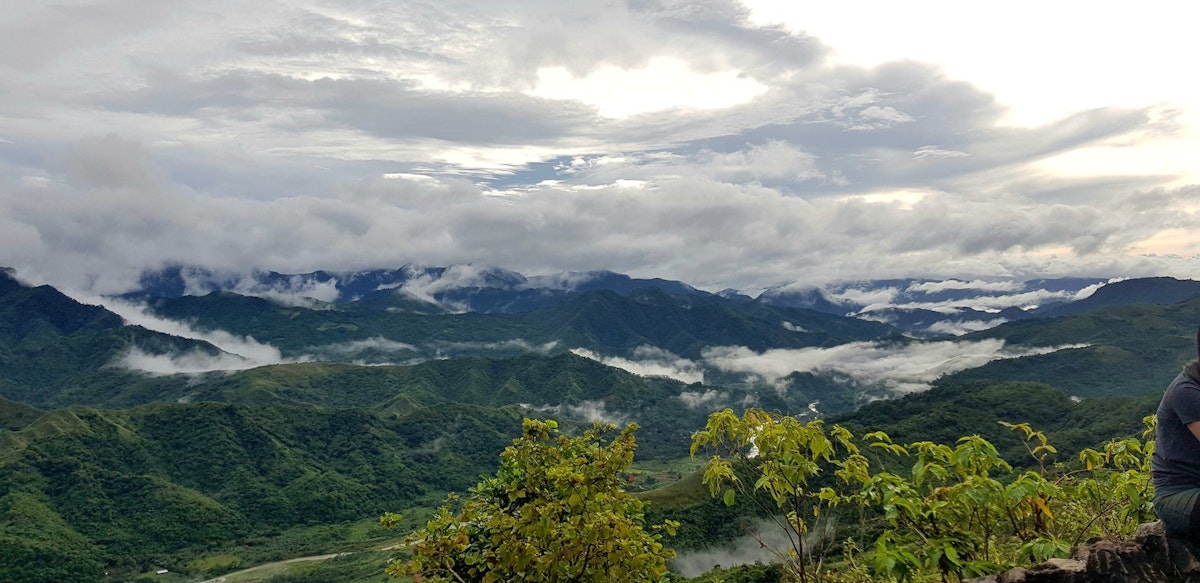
2,0,1198,295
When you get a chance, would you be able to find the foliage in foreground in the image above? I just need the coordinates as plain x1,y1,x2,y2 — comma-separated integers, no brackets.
387,419,678,582
691,408,1156,582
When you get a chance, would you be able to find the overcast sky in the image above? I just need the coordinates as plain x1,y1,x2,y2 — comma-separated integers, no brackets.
2,0,1198,294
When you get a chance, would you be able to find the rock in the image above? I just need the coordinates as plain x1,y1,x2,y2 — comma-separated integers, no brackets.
966,522,1200,583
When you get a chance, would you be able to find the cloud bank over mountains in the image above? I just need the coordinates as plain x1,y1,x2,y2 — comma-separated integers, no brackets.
2,1,1198,294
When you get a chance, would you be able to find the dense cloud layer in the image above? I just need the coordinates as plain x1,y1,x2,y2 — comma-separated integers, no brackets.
1,1,1197,293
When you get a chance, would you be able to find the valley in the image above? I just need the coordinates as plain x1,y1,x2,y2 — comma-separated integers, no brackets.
0,266,1194,582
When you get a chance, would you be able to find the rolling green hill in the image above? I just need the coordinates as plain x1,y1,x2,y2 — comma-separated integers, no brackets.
0,400,524,582
0,272,234,408
831,380,1158,464
166,353,789,460
942,296,1200,397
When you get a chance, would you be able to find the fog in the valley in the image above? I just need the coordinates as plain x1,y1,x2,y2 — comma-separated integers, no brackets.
574,339,1086,395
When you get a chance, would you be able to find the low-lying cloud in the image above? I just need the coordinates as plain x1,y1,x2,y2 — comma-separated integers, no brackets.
434,339,561,355
393,264,518,312
119,346,262,375
571,346,704,384
63,291,299,374
521,399,627,426
677,389,727,409
236,278,341,308
672,518,820,578
924,319,1010,336
316,336,419,356
308,336,421,365
570,337,1084,399
702,340,1085,394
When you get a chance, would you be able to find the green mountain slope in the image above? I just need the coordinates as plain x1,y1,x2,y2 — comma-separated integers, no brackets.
0,400,524,582
0,273,231,408
942,297,1200,397
142,287,897,360
0,397,42,432
831,380,1158,466
183,353,782,460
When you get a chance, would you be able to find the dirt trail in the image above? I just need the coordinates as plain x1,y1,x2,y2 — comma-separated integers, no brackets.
196,553,342,583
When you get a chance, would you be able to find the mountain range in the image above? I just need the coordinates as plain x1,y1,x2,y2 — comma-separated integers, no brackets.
3,264,1200,581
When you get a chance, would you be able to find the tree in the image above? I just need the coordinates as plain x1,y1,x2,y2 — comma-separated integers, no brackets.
386,419,677,583
690,408,860,583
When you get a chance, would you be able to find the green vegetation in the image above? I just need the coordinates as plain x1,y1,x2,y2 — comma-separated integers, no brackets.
691,410,862,582
388,419,678,582
144,287,894,361
946,297,1200,397
689,408,1155,582
0,401,524,582
0,383,1168,582
831,381,1158,466
1,272,1193,582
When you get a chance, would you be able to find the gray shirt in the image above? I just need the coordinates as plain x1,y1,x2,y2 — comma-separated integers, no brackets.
1152,362,1200,489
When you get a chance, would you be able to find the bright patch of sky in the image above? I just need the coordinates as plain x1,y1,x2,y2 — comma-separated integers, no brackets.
742,0,1200,187
528,57,769,117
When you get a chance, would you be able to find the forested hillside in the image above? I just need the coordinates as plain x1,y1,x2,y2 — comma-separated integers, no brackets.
0,270,1195,581
0,401,524,580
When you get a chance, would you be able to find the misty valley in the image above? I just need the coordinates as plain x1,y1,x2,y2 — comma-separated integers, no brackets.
2,265,1198,582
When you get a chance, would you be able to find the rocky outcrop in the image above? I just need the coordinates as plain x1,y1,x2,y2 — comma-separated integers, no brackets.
967,522,1200,583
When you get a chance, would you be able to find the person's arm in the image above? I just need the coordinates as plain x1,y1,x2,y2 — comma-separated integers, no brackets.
1188,420,1200,442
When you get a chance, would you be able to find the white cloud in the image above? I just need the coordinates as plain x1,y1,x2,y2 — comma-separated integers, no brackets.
395,265,524,312
924,319,1010,336
119,346,260,375
65,292,295,367
1075,278,1127,301
875,289,1085,314
673,518,811,577
701,340,1086,395
677,389,726,409
521,399,627,426
913,145,970,159
860,105,913,123
435,339,560,355
528,57,768,118
824,286,901,308
316,337,418,356
571,346,704,384
908,279,1024,294
234,276,342,306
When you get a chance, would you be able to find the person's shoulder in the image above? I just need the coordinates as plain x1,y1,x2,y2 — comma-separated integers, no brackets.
1186,360,1200,383
1169,364,1200,394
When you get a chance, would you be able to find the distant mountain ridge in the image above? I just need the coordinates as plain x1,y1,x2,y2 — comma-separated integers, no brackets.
124,264,707,313
115,265,1200,337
